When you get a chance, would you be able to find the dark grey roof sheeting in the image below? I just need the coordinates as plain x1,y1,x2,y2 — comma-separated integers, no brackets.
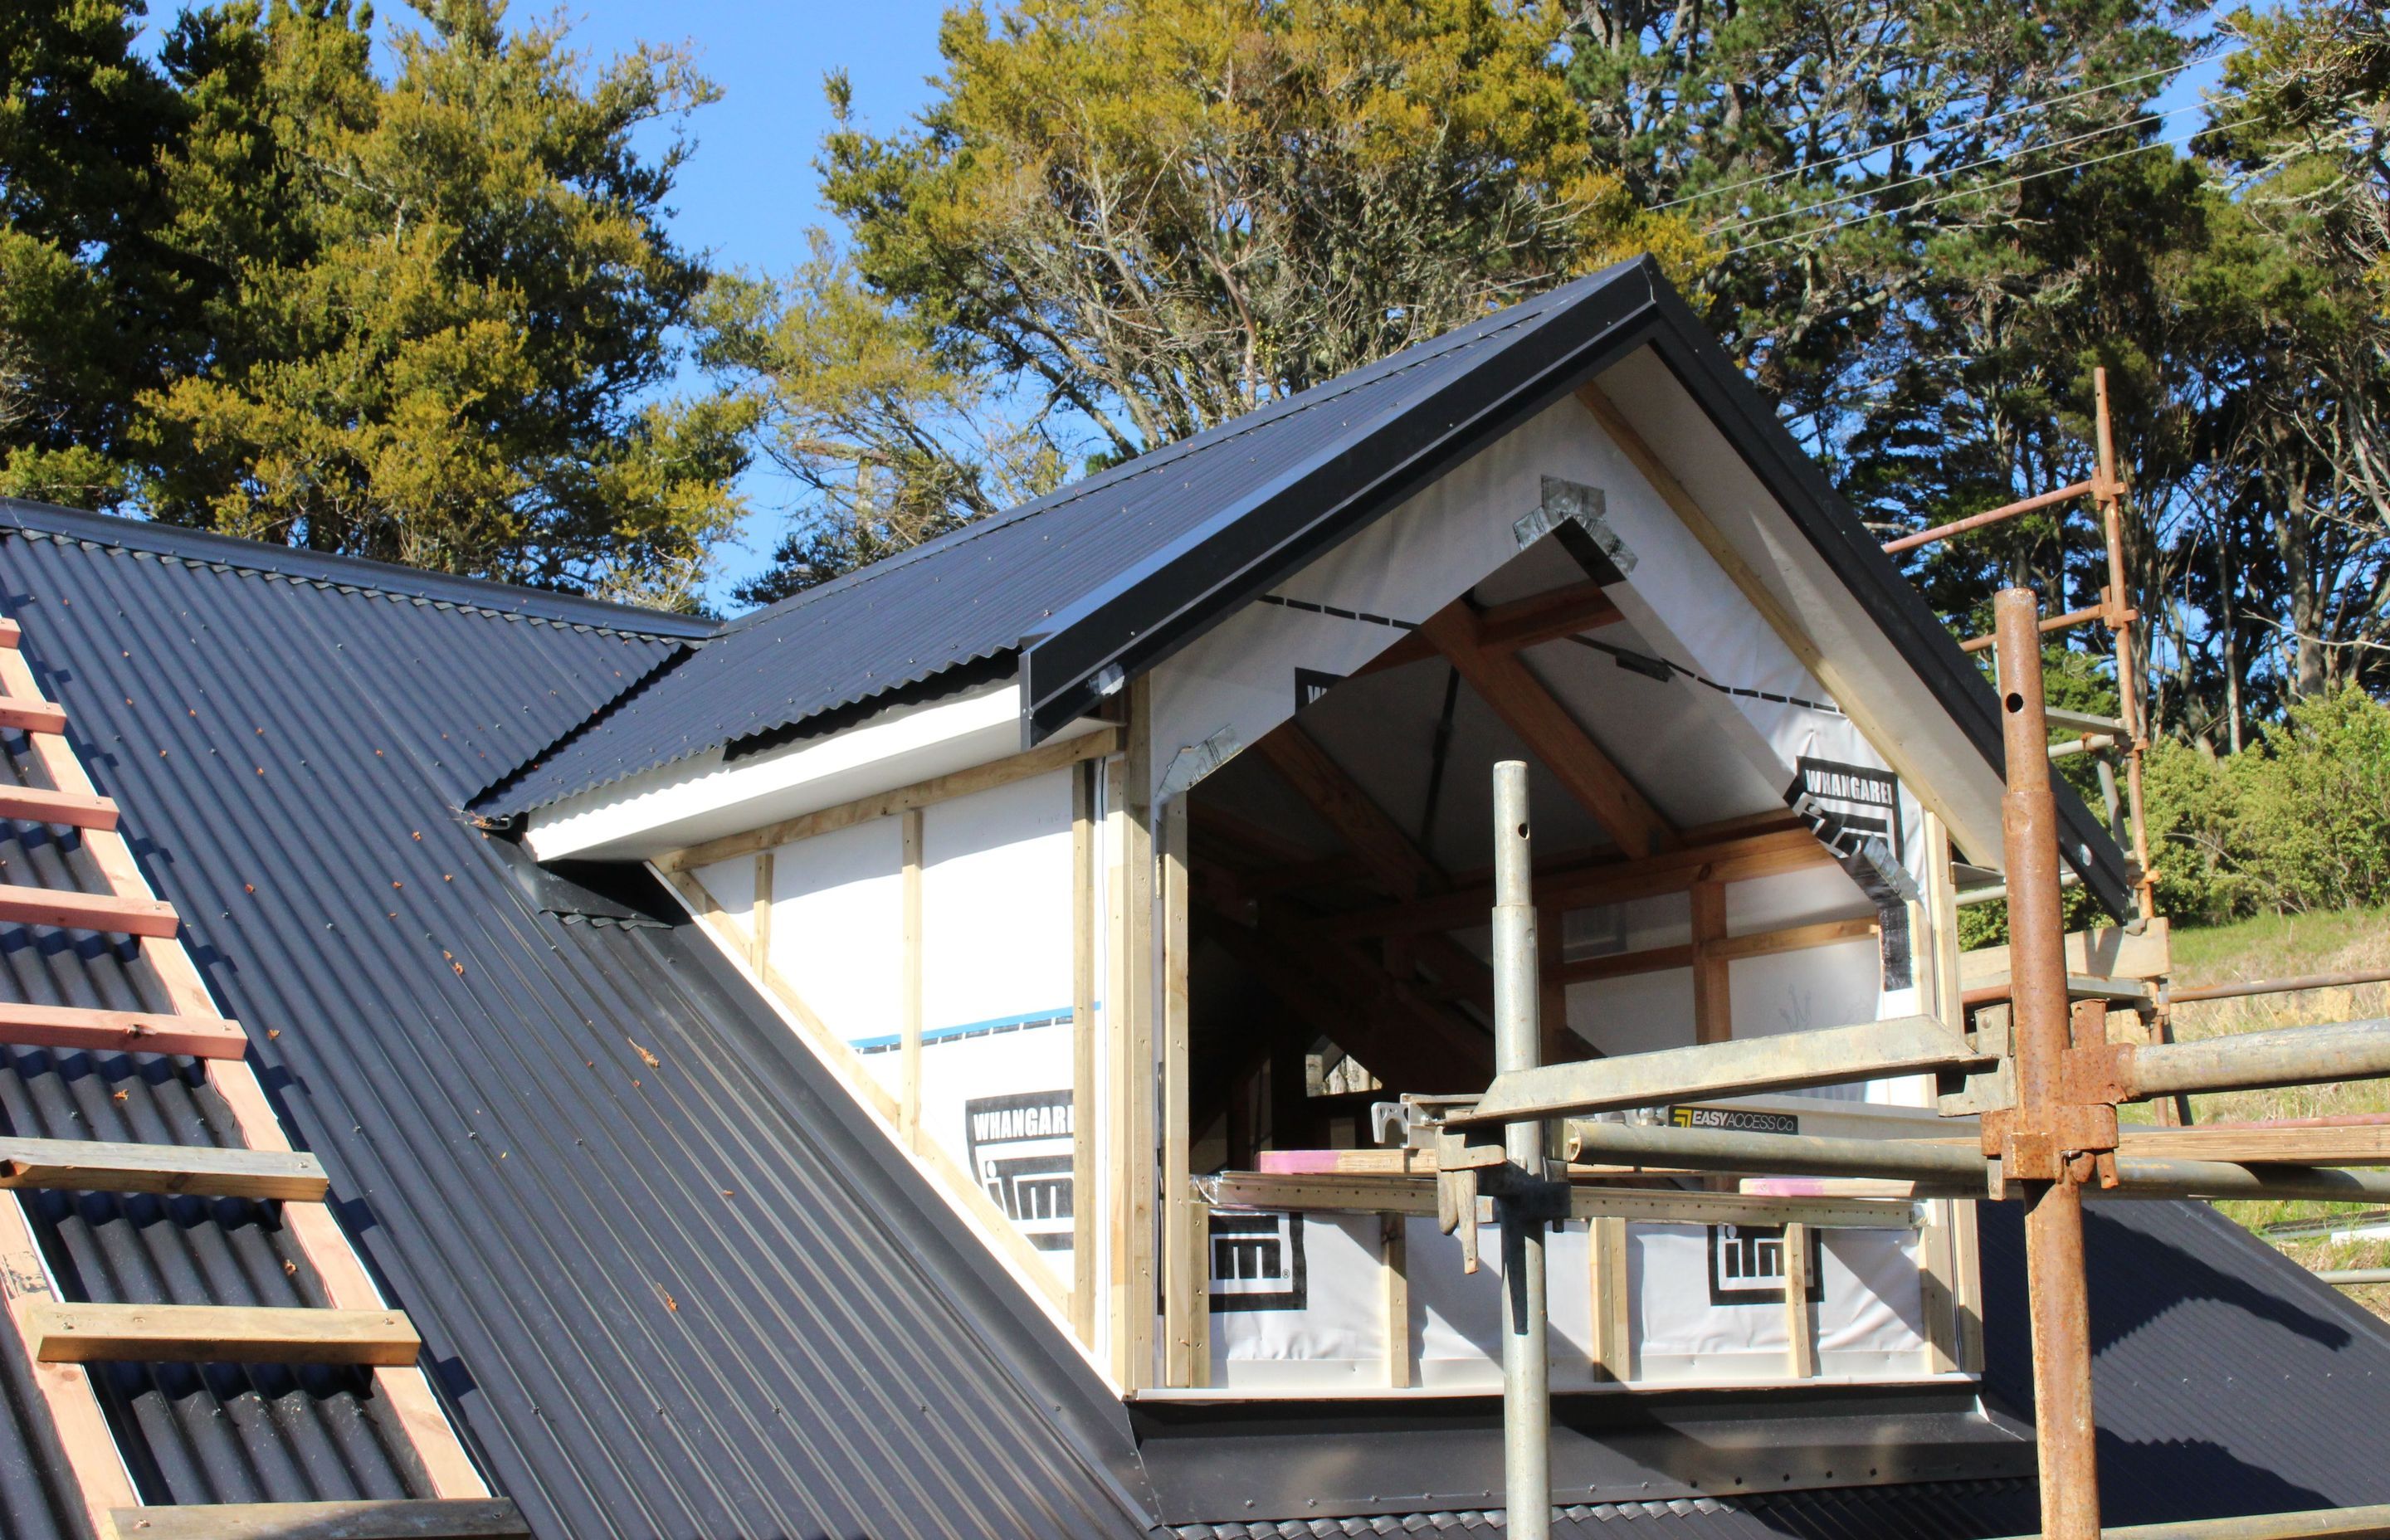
0,514,1154,1539
485,268,1619,813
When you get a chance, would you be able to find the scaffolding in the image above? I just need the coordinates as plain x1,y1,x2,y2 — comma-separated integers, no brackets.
1412,376,2390,1540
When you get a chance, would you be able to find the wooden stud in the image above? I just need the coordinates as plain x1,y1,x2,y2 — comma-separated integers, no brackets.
1690,880,1730,1045
0,616,18,649
97,1500,529,1539
27,1302,422,1367
1920,1200,1961,1374
1382,1213,1411,1389
0,1192,139,1532
0,1000,247,1059
1594,1217,1633,1383
0,616,490,1500
1550,943,1697,987
1951,1196,1985,1374
1104,757,1135,1383
1070,762,1099,1348
0,1136,327,1201
1161,797,1199,1386
1783,1222,1818,1378
1418,606,1675,860
0,884,178,937
0,695,68,733
1119,677,1158,1389
1710,916,1879,962
661,727,1123,871
900,807,924,1153
661,860,1075,1316
749,850,773,973
0,783,118,831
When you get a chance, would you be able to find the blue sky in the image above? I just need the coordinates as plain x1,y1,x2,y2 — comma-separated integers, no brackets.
550,2,961,606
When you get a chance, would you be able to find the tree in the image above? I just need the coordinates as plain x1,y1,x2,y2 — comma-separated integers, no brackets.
720,0,1706,603
129,0,752,605
0,0,195,504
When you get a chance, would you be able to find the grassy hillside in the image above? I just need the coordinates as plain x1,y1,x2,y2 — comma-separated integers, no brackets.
2154,909,2390,1319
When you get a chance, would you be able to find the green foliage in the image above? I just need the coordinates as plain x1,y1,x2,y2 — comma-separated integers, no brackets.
726,0,1710,597
2144,685,2390,922
1,0,750,606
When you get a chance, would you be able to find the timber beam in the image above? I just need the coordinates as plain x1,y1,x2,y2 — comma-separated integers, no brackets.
1418,604,1675,860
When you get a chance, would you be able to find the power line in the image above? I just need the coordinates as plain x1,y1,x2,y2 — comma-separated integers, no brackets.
1647,56,2205,215
1728,123,2209,256
1705,97,2210,238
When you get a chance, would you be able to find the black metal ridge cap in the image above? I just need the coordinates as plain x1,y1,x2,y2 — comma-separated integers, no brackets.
1012,258,2133,921
0,497,719,641
1629,280,2134,920
1016,256,1660,746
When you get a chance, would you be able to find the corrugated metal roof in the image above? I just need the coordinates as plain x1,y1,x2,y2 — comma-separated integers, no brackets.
0,500,2382,1538
485,267,1616,813
0,515,1154,1538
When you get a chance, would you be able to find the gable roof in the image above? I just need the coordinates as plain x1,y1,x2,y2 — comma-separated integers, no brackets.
477,259,2132,918
0,499,2379,1538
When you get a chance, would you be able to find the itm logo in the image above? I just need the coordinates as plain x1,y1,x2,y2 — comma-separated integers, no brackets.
1706,1223,1824,1307
963,1090,1074,1252
1208,1212,1307,1312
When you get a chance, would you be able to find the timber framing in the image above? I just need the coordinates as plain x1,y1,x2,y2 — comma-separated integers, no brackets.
26,1302,422,1367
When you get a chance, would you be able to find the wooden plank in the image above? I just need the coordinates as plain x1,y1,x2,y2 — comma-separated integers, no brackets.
1120,680,1158,1389
1476,582,1627,651
0,783,118,831
1920,1200,1961,1373
1691,880,1729,1045
1550,943,1696,987
1070,762,1099,1347
900,807,924,1153
1251,724,1438,899
1593,1216,1632,1382
1454,1015,1988,1124
0,616,18,649
1383,1214,1410,1389
0,884,178,937
1320,826,1835,942
1358,582,1626,675
1958,919,2173,988
1710,916,1879,962
1104,757,1135,1383
1160,798,1198,1387
1419,606,1674,860
749,850,773,972
1575,383,1983,854
27,1302,422,1367
1200,1171,1919,1230
0,1136,326,1200
0,999,247,1059
2117,1123,2390,1166
0,696,67,733
0,1192,139,1531
1951,1197,1984,1374
98,1499,529,1539
661,726,1123,871
1783,1221,1818,1377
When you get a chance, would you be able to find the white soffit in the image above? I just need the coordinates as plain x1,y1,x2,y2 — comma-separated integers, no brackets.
1585,347,2010,865
525,677,1104,862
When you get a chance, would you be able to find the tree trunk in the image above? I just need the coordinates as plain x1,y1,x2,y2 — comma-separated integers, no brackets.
2279,478,2329,700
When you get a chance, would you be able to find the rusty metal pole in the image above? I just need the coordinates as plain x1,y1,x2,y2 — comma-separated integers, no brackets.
2092,368,2157,931
1996,587,2102,1540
